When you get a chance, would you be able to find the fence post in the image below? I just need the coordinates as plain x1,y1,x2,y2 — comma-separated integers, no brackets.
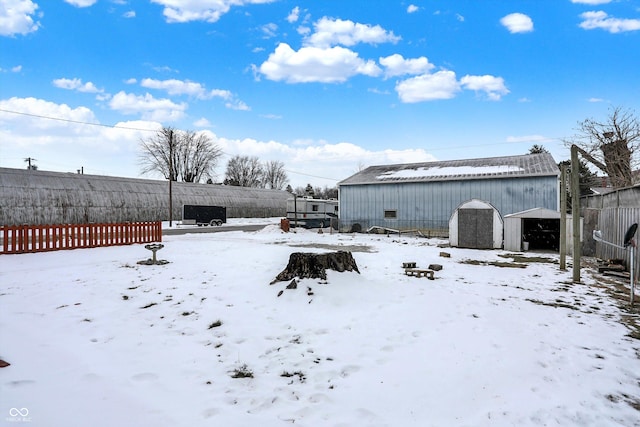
19,225,27,253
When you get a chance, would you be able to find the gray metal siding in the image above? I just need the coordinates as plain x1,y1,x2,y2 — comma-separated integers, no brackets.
0,168,289,226
582,185,640,277
339,176,558,232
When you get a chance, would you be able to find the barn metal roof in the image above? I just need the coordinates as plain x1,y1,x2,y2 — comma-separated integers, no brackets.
339,153,559,186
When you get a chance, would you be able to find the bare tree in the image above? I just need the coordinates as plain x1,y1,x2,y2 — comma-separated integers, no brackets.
262,160,288,190
565,106,640,188
313,185,338,199
139,127,222,183
224,155,264,187
179,130,223,182
139,127,178,180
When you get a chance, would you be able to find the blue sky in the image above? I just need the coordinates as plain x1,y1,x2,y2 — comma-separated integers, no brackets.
1,0,639,188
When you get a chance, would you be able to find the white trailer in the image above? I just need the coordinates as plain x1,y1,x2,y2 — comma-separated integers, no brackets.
286,197,338,228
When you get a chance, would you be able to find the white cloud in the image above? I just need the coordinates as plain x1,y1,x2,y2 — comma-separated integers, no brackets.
0,0,40,36
579,11,640,33
407,5,419,14
208,89,233,100
64,0,97,7
1,65,22,73
193,117,212,128
149,0,276,24
109,91,187,122
287,6,300,23
261,22,278,38
0,97,97,134
368,87,391,96
53,77,104,93
297,25,311,36
225,99,250,111
141,78,212,98
500,13,534,33
0,98,160,176
571,0,611,4
259,43,381,83
209,132,437,187
139,78,248,110
460,75,509,101
123,10,136,18
151,64,179,73
259,113,282,120
505,135,554,144
379,54,435,78
305,17,401,48
395,71,461,103
394,72,508,103
0,97,440,186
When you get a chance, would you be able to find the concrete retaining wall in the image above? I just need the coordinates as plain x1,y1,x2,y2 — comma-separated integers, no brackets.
0,168,288,226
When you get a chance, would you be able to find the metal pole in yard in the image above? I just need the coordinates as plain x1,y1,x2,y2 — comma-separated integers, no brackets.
571,145,581,283
294,194,298,231
559,164,567,271
631,246,635,306
169,130,174,228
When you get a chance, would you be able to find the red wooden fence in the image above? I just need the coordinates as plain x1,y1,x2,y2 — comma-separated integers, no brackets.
0,222,162,254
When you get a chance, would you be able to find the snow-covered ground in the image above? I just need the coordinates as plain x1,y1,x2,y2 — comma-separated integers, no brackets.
1,223,639,427
164,217,282,229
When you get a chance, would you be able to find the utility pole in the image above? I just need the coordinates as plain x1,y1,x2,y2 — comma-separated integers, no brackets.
24,157,37,170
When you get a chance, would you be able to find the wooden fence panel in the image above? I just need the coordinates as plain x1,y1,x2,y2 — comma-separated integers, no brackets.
0,222,162,254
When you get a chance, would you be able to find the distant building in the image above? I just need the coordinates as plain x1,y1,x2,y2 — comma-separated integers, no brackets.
337,153,560,236
0,168,288,226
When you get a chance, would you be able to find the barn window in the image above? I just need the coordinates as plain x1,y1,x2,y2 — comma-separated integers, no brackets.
384,210,397,219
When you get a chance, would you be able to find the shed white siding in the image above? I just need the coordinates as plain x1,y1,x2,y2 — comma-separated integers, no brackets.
503,208,583,254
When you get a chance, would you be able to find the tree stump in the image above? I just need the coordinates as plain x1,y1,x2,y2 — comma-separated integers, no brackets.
271,251,360,284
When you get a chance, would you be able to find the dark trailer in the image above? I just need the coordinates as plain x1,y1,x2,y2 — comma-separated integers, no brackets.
182,205,227,226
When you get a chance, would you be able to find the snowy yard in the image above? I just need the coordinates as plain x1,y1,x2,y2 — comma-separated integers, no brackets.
1,222,639,427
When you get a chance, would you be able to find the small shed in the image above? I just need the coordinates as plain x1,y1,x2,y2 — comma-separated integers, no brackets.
449,199,503,249
503,208,582,254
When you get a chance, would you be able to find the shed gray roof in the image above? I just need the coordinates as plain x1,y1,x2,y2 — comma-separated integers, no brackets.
503,207,562,219
339,153,559,186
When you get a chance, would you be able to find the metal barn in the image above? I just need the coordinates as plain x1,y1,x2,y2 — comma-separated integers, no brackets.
338,153,559,234
449,199,503,249
0,168,289,226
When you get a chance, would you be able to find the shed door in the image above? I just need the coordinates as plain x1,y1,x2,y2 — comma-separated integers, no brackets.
458,208,494,249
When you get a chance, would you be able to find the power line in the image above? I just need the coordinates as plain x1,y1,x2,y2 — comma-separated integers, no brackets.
0,108,160,132
284,169,339,182
0,107,570,150
0,107,570,183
